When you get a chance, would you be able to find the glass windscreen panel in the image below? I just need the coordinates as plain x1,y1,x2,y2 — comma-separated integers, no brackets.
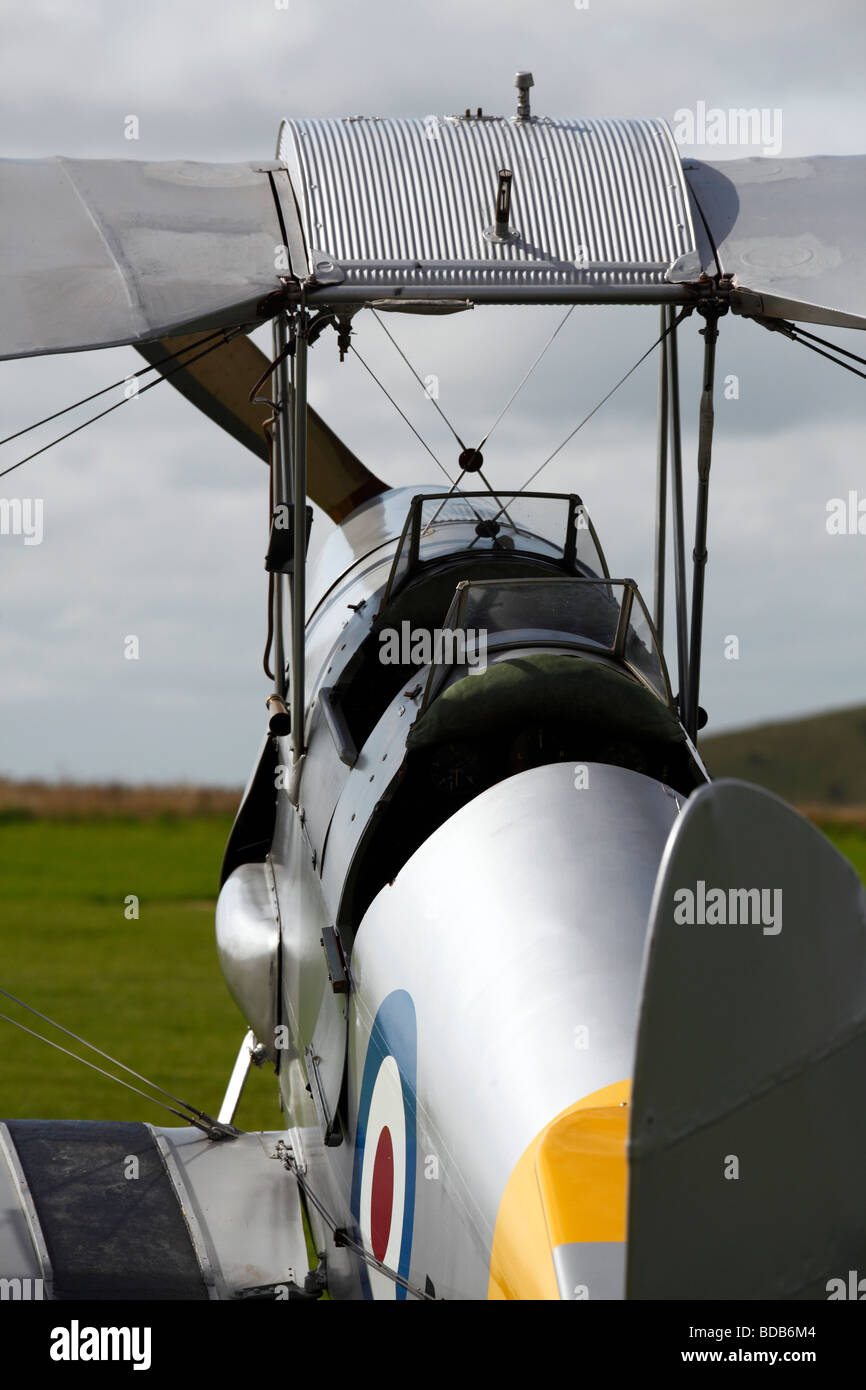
460,578,622,652
424,577,671,707
383,492,608,604
623,589,668,700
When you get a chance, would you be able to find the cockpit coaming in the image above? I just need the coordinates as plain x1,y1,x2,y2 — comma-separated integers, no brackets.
299,489,706,936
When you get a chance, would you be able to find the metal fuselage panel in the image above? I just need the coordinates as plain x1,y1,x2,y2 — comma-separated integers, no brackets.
307,487,426,619
344,762,681,1298
297,489,436,889
271,488,684,1298
273,487,443,1148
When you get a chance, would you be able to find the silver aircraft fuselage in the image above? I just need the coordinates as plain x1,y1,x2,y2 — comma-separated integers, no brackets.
219,485,706,1299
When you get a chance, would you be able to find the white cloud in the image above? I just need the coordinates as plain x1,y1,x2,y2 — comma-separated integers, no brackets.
1,0,864,779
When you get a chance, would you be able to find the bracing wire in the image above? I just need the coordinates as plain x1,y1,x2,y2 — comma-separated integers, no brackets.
279,1147,435,1300
0,1012,210,1132
793,324,866,367
759,318,866,383
349,342,455,485
0,328,247,481
371,310,467,451
470,308,691,532
0,987,236,1140
415,308,577,534
0,328,230,449
512,308,692,501
475,305,575,451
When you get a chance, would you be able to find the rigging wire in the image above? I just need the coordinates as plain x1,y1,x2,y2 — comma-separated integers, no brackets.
374,303,574,532
792,324,866,367
366,312,514,530
349,342,455,485
0,986,236,1139
475,305,575,451
247,334,287,684
416,308,577,534
759,318,866,382
418,473,463,533
422,463,519,538
477,468,517,527
0,328,234,448
501,307,692,509
0,328,247,481
279,1146,436,1300
371,310,467,451
0,1013,227,1139
691,202,725,283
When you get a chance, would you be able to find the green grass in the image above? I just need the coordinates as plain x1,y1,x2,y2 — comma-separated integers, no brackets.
0,816,283,1130
2,811,865,1133
817,824,866,884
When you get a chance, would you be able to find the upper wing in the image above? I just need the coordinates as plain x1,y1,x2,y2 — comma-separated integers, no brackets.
3,136,865,359
1,130,862,527
0,156,307,360
0,157,388,521
683,155,866,330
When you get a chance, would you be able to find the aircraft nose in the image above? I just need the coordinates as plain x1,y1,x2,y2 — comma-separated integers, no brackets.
488,1080,629,1301
352,762,675,1299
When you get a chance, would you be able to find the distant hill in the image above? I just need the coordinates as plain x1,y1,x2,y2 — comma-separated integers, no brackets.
700,704,866,811
3,703,866,821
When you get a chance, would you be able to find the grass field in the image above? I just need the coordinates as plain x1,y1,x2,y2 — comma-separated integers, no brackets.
0,813,282,1129
1,795,865,1128
814,822,866,884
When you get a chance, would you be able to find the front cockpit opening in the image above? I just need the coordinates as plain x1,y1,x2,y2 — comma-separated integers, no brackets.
328,491,609,756
330,529,705,933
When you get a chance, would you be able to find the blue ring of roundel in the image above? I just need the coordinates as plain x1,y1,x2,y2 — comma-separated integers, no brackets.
350,989,418,1300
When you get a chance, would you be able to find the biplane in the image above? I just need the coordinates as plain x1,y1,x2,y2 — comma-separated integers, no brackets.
1,74,865,1300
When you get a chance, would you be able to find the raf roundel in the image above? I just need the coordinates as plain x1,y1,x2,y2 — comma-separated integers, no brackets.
351,991,417,1300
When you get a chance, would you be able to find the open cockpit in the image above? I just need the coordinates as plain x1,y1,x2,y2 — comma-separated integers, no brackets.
312,490,706,930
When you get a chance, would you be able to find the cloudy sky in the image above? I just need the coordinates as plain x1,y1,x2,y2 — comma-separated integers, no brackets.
1,0,865,785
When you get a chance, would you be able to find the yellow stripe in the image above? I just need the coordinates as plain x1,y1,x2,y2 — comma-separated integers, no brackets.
488,1080,630,1300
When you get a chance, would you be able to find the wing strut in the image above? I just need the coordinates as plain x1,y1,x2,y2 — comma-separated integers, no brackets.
652,307,668,645
684,301,726,740
291,310,310,765
665,306,690,732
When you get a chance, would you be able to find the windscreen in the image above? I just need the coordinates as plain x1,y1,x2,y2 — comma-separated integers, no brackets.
384,491,607,605
425,577,671,707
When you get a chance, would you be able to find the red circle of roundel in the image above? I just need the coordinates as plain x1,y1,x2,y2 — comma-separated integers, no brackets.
370,1126,394,1262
